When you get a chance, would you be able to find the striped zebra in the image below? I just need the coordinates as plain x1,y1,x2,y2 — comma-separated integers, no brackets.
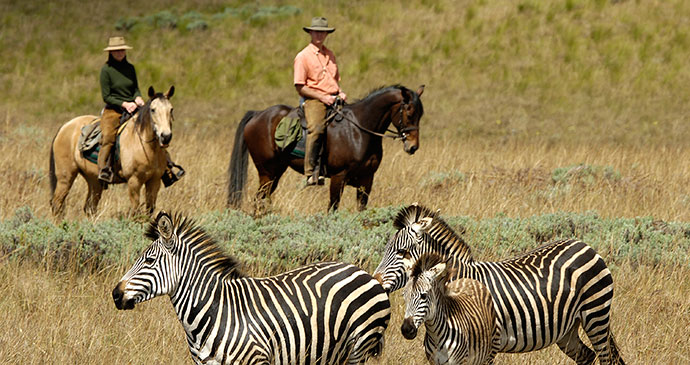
401,253,499,365
112,212,391,364
373,204,625,365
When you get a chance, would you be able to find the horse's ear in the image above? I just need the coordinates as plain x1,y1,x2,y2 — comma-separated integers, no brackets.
416,85,425,97
165,85,175,99
148,86,155,98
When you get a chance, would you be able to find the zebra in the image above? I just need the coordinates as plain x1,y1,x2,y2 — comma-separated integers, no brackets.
401,252,499,365
112,211,391,364
373,204,625,365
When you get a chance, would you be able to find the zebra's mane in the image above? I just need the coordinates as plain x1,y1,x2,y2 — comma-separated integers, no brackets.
146,213,244,279
393,204,473,261
410,252,446,280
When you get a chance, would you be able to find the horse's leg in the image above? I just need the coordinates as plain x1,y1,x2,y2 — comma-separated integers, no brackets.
126,177,145,216
51,172,78,218
144,178,162,216
83,176,104,216
355,175,374,212
254,175,275,216
328,173,347,212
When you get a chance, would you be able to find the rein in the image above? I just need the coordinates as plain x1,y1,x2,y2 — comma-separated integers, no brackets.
332,101,417,140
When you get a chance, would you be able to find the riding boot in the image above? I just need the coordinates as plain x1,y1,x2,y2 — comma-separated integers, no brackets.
305,132,321,186
97,143,114,183
98,108,120,184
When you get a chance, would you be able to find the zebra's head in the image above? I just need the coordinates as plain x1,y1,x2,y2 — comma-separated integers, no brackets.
373,204,436,292
373,204,472,293
401,253,452,340
112,211,182,310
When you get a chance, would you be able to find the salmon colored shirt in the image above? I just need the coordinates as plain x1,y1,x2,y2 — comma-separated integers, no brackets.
294,43,341,95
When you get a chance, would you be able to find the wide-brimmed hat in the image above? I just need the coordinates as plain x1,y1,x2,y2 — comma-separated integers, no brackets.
103,36,133,51
303,17,335,33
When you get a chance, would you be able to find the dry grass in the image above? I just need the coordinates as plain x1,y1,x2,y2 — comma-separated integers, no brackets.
0,260,687,364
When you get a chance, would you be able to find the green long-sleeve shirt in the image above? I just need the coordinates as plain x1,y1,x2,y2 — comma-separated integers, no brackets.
100,57,142,110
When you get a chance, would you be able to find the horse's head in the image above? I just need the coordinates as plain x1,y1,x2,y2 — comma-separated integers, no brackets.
394,85,424,155
145,86,175,147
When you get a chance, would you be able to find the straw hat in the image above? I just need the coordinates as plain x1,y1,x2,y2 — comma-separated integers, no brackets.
303,17,335,33
103,36,133,51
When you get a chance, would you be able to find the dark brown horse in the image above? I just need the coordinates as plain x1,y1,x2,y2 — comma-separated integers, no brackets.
227,84,424,213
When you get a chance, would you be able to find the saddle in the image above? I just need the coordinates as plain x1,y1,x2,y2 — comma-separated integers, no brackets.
274,101,345,158
78,117,129,165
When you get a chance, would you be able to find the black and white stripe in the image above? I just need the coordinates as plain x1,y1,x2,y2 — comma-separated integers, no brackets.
373,204,624,365
401,253,499,365
113,212,390,364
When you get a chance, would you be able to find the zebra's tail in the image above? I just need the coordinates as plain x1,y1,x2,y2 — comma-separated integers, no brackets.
609,333,625,365
227,111,255,208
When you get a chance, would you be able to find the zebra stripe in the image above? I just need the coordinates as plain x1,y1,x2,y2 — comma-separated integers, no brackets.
373,204,624,365
401,253,499,365
113,212,390,364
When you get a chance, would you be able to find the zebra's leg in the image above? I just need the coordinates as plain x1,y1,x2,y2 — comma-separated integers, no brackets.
582,319,625,365
555,323,596,365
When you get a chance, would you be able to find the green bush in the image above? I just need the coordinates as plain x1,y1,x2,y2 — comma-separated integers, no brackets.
1,206,688,275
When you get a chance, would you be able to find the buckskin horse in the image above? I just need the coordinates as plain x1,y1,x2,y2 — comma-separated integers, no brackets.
49,86,175,218
227,84,424,213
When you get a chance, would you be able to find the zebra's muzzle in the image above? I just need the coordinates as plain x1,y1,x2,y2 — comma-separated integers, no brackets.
400,317,418,340
112,281,136,310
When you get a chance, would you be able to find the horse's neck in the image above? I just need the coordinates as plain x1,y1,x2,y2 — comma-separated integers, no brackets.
351,94,397,132
121,112,154,146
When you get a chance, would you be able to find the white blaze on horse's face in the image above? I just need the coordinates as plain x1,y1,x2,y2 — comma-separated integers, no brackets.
150,96,173,147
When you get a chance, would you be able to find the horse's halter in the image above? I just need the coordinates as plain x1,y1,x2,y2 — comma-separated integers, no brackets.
336,99,417,141
136,97,173,147
393,101,419,141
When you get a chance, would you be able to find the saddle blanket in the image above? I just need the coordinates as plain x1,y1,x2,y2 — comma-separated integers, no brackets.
274,109,306,158
78,119,122,164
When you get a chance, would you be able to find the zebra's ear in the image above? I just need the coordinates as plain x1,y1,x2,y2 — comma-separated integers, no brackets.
156,211,174,250
429,262,447,279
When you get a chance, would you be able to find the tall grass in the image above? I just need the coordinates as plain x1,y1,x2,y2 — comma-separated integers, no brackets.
2,0,690,363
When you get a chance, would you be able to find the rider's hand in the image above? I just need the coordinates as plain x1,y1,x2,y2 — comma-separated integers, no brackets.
134,96,145,107
338,91,347,102
321,94,337,105
122,101,137,113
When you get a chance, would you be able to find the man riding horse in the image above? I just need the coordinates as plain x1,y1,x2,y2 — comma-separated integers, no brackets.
294,17,347,186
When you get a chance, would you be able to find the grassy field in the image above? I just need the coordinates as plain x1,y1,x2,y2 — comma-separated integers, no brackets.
2,0,690,363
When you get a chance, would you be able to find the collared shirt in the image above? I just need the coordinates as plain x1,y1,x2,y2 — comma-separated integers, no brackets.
294,43,340,95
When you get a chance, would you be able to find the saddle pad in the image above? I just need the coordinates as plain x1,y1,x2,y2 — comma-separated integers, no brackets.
78,120,121,164
274,108,306,158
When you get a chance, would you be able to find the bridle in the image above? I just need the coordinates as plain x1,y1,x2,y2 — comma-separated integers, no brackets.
334,99,418,140
134,97,172,146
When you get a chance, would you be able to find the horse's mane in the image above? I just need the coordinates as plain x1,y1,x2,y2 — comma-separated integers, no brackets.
146,212,244,280
394,204,473,261
352,85,405,105
134,93,167,131
352,84,424,119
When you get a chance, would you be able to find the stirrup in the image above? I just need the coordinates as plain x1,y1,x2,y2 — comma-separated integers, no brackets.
98,167,113,183
162,165,185,187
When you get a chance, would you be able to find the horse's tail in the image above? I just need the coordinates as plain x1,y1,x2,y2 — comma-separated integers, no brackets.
227,111,255,208
49,132,58,197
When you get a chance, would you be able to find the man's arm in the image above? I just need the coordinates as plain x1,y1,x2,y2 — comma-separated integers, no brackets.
295,84,337,105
